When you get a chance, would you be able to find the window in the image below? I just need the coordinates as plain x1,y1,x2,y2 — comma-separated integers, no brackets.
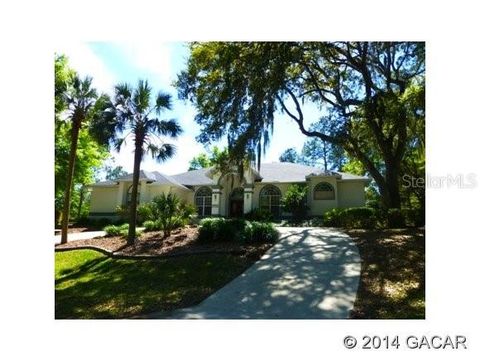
314,182,335,200
259,185,281,217
126,184,140,207
195,187,212,217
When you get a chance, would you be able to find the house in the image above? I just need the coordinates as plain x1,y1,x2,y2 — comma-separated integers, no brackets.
88,162,370,220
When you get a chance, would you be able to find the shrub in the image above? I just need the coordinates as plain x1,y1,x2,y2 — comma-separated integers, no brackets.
197,218,278,244
385,208,406,228
323,208,344,227
281,184,309,221
323,207,377,229
103,223,129,236
247,221,279,243
245,208,274,222
402,207,425,227
142,220,162,232
139,193,197,237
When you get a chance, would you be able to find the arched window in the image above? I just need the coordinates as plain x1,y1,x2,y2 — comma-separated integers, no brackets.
126,184,140,206
313,182,335,200
195,187,212,217
259,185,281,217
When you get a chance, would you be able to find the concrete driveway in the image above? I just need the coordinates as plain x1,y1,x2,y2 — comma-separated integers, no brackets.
54,231,105,245
161,227,361,319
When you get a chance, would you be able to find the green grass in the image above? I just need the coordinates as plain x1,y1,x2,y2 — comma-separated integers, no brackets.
55,249,258,319
346,228,425,319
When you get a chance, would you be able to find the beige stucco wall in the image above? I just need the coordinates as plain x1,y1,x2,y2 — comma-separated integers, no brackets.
337,181,366,208
90,186,117,213
307,177,339,215
89,176,367,218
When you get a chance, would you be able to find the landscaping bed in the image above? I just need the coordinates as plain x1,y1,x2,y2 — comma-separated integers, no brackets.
55,225,273,258
346,228,425,319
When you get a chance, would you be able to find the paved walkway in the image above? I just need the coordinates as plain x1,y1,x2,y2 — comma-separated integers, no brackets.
54,231,106,245
161,227,361,319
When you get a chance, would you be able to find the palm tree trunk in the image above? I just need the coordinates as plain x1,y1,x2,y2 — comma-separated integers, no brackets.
127,140,143,244
60,121,81,244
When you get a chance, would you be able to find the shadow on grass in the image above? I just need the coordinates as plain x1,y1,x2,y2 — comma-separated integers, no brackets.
55,250,258,319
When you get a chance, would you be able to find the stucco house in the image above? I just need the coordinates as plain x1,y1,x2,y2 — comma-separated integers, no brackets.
88,162,370,220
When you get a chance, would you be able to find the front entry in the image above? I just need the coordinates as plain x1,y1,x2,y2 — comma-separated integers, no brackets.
229,187,244,217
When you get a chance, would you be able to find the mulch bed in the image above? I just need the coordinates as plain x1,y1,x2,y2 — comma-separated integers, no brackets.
55,225,273,259
346,227,425,319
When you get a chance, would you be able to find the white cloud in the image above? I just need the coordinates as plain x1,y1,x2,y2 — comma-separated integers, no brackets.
117,42,174,88
55,42,115,95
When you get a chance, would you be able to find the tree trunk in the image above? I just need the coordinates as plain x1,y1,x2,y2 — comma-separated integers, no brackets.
77,185,85,219
383,159,402,209
127,140,143,244
60,121,81,244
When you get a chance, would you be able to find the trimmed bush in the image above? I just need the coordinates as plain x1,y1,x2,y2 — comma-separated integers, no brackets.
248,221,279,243
323,207,377,229
323,208,345,227
197,218,278,244
245,208,274,222
103,223,129,236
142,220,162,232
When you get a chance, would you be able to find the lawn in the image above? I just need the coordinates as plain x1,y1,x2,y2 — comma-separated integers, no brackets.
55,249,263,319
346,228,425,319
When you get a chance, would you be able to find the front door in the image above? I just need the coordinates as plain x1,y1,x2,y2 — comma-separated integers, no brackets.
229,188,244,217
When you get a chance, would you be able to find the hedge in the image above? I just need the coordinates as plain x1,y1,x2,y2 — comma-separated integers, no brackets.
197,218,279,244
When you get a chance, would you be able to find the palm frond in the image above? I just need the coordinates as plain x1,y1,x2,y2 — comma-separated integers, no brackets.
133,79,152,113
114,83,132,104
114,137,127,153
146,142,176,162
155,119,183,138
155,91,173,113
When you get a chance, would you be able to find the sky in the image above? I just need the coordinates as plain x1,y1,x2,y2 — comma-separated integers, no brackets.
56,42,319,177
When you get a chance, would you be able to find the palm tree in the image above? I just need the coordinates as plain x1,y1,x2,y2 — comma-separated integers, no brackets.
102,80,182,244
60,76,98,244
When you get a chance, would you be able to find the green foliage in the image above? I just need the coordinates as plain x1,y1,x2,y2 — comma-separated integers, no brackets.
323,207,377,229
103,223,129,236
142,220,162,232
103,223,141,237
385,208,406,228
177,42,425,209
101,158,128,180
245,222,279,244
139,193,196,237
94,80,183,243
279,148,300,163
281,184,308,221
55,54,76,117
198,218,278,244
402,207,425,227
323,206,423,229
244,208,274,222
